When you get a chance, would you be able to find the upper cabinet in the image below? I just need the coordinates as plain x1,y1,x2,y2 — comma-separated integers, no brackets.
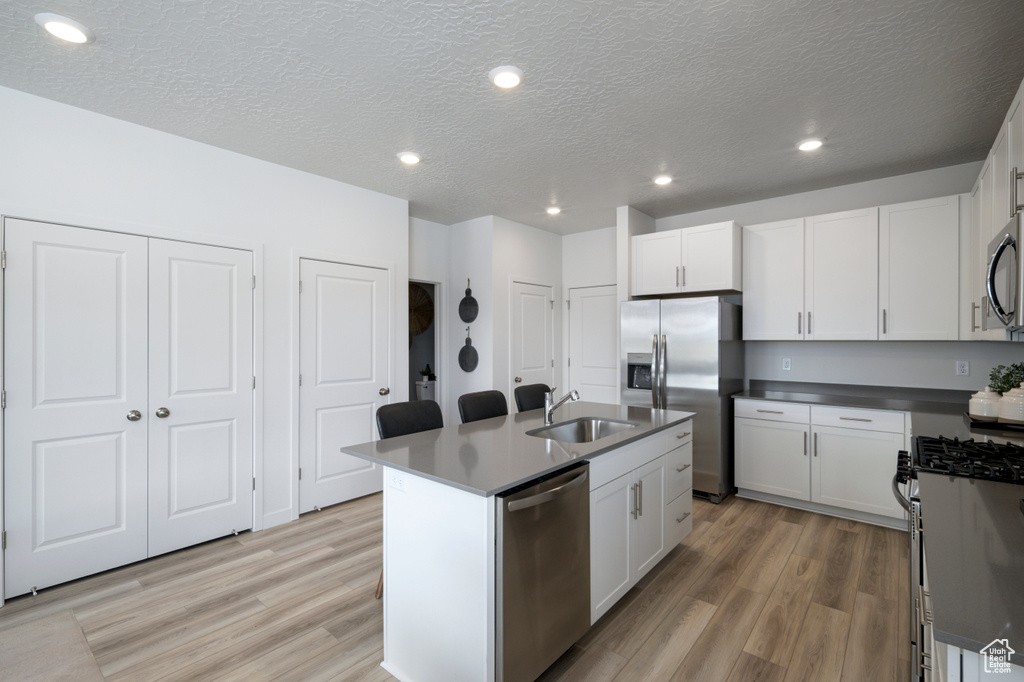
631,221,741,296
743,199,960,341
879,196,959,340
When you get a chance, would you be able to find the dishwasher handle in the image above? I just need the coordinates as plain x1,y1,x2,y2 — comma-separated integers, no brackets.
507,470,589,512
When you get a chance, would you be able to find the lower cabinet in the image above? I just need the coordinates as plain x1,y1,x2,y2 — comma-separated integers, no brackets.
590,420,693,623
735,399,907,521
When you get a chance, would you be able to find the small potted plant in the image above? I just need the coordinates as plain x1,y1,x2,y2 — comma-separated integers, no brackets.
989,362,1024,394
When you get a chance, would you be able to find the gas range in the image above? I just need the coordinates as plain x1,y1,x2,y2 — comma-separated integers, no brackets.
896,435,1024,488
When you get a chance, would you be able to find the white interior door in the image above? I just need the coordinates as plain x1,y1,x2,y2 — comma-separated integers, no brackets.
511,281,553,392
568,286,617,403
147,240,254,556
299,259,387,512
4,219,149,597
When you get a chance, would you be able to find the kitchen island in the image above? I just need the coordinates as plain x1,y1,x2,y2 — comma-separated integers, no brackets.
340,400,694,682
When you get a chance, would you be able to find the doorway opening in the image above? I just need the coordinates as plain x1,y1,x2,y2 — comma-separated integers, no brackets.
409,281,437,402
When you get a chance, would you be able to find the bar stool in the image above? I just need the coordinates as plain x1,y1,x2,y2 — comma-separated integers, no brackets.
374,399,444,598
457,390,509,424
514,383,551,412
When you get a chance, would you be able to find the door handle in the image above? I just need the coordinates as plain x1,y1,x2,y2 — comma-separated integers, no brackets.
676,432,691,439
127,410,142,422
155,407,170,418
660,335,667,408
650,334,660,409
676,512,691,523
676,464,691,472
971,302,981,332
987,232,1017,326
514,376,522,383
379,387,390,396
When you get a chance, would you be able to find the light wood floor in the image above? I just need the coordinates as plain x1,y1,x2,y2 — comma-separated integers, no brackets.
0,493,908,681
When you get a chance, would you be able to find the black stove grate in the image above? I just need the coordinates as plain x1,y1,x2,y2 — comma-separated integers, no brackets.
910,436,1024,484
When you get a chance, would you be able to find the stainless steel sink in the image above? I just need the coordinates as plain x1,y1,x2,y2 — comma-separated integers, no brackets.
527,417,638,443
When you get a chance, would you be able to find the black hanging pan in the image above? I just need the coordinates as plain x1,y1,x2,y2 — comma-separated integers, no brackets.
459,327,479,372
459,279,479,323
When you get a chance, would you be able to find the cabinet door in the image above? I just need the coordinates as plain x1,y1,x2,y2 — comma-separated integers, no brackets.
806,208,879,340
683,222,740,292
993,126,1011,234
590,472,633,623
632,231,682,295
879,197,959,340
742,219,805,340
811,426,906,519
735,418,810,500
633,455,666,577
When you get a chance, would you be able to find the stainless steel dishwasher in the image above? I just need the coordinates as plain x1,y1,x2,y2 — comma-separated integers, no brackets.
496,461,590,682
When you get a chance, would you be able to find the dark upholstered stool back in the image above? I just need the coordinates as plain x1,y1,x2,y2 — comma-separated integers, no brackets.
457,390,509,424
514,383,551,412
376,400,444,439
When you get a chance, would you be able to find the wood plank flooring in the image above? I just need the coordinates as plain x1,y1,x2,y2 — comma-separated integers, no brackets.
0,493,908,681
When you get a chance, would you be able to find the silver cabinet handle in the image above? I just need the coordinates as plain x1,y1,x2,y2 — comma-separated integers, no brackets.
798,311,802,335
813,432,818,457
1014,167,1024,215
676,431,691,439
676,464,691,472
637,479,643,517
804,431,808,456
756,409,783,414
631,483,637,519
514,376,522,383
971,302,981,332
155,407,170,418
807,311,812,334
839,416,872,422
379,387,390,396
882,308,887,334
676,512,691,523
676,266,680,287
681,266,686,287
127,410,142,421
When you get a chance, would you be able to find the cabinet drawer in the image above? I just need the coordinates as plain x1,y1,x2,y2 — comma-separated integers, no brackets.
590,436,664,490
666,442,693,503
735,399,810,424
662,420,694,451
811,405,905,433
665,491,693,546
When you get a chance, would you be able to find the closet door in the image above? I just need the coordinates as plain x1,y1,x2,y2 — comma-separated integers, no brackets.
147,240,254,556
4,219,149,597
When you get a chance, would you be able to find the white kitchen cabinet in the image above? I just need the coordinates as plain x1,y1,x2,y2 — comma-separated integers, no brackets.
805,207,879,340
589,419,691,623
970,159,1004,339
631,221,741,296
742,218,806,340
734,399,907,523
878,196,960,340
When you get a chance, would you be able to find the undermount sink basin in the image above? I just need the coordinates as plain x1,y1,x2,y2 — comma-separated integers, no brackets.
527,417,638,443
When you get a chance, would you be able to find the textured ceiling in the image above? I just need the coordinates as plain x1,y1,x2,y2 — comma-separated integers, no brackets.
3,1,1024,234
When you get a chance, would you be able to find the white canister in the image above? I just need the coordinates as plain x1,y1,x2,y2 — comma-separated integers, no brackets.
969,386,1002,422
998,383,1024,424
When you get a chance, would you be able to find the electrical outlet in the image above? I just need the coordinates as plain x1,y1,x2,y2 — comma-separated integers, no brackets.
955,360,970,376
782,357,792,371
388,471,406,492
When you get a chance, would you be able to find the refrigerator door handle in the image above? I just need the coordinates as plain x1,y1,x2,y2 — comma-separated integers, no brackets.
650,334,660,408
660,335,668,408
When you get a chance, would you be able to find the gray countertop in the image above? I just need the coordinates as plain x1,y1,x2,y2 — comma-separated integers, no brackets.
340,401,694,497
917,474,1024,653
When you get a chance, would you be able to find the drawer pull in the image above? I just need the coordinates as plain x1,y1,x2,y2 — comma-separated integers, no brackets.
839,417,872,422
676,432,691,439
676,464,691,472
675,512,691,523
756,409,784,414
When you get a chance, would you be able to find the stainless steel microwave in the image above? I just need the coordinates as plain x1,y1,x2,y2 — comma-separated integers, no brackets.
985,212,1022,332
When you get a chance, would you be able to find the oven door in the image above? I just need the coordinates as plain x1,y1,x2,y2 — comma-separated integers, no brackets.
985,213,1021,331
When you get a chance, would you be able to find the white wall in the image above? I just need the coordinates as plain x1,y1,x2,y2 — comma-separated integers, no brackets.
655,163,982,231
492,216,563,407
0,86,409,529
447,216,494,419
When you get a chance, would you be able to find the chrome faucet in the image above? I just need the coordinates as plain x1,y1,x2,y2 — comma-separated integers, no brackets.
544,387,580,425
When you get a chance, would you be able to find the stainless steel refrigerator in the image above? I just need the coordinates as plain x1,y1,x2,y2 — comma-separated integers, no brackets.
621,297,743,502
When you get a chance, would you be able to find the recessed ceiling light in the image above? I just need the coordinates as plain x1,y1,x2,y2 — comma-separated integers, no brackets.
798,139,823,152
654,175,673,186
489,65,523,89
35,13,94,44
546,207,561,215
397,152,421,165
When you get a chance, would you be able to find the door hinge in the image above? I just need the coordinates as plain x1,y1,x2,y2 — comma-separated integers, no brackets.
252,477,256,491
550,300,554,309
252,276,256,290
298,280,303,294
298,374,302,386
298,468,302,480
